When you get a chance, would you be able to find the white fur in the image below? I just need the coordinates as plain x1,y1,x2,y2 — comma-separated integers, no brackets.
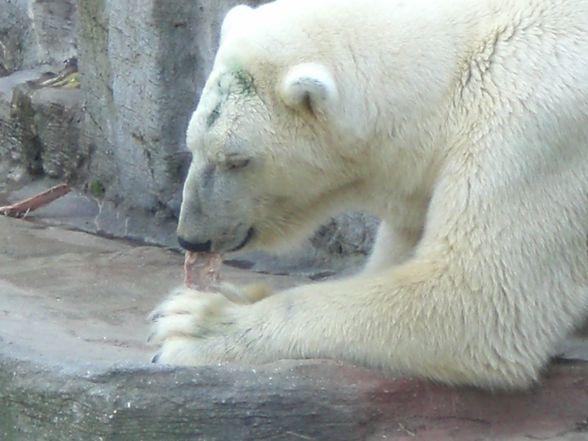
220,5,254,43
153,0,588,389
280,63,339,115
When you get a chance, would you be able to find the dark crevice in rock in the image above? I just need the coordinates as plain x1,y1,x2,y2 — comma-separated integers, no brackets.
10,87,44,176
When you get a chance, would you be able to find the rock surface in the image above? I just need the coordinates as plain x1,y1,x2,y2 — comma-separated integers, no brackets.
0,0,76,75
1,215,588,441
0,68,83,183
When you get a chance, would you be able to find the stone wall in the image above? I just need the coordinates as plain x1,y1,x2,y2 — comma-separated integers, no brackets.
0,0,77,75
0,0,79,188
0,0,377,271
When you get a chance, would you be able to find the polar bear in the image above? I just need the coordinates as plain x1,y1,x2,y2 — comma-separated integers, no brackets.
149,0,588,389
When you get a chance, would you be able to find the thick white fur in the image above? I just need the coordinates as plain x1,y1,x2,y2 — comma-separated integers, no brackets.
220,5,253,43
280,63,339,115
152,0,588,389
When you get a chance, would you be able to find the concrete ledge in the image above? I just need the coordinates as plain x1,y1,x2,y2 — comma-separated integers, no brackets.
2,357,588,440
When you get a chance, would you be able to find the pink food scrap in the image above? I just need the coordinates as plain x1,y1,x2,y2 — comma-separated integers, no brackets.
183,251,223,290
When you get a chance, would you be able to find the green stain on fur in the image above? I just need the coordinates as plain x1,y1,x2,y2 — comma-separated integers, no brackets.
206,70,256,128
207,102,222,128
233,70,256,95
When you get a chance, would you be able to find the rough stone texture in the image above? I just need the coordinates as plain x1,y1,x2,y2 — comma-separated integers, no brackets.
0,0,30,76
17,83,83,179
0,67,84,187
3,358,588,441
1,215,588,441
0,0,76,75
34,87,83,177
26,0,77,66
0,0,79,192
0,68,38,188
312,212,379,258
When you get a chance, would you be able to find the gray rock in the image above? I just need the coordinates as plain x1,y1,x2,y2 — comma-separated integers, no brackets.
0,0,31,75
26,0,77,67
0,67,49,190
312,212,379,258
0,0,76,75
0,67,84,188
30,86,83,179
4,357,588,441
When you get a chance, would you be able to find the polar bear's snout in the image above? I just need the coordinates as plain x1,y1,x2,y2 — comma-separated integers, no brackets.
176,195,256,252
177,236,212,253
177,226,255,253
176,160,257,253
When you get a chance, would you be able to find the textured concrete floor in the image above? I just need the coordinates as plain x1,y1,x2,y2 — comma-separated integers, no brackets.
0,215,307,368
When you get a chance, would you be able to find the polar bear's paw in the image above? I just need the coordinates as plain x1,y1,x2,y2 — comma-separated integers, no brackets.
148,283,272,365
148,287,239,365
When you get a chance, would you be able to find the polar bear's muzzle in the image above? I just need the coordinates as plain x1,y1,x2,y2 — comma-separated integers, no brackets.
176,155,258,253
176,188,257,252
177,226,254,253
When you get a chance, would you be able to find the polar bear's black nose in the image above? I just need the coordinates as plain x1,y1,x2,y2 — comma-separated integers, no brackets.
177,236,212,253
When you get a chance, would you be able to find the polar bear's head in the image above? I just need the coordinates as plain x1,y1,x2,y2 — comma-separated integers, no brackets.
176,4,369,253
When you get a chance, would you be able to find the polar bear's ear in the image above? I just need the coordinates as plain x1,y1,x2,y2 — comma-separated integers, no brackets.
221,5,254,42
280,63,338,117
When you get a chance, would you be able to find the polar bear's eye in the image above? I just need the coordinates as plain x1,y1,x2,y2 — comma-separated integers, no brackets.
225,156,251,171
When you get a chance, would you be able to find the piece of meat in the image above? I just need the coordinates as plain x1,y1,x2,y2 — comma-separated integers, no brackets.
183,251,223,290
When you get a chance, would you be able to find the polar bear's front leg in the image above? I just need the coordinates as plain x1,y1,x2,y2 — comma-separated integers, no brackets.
362,221,423,275
149,258,552,389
